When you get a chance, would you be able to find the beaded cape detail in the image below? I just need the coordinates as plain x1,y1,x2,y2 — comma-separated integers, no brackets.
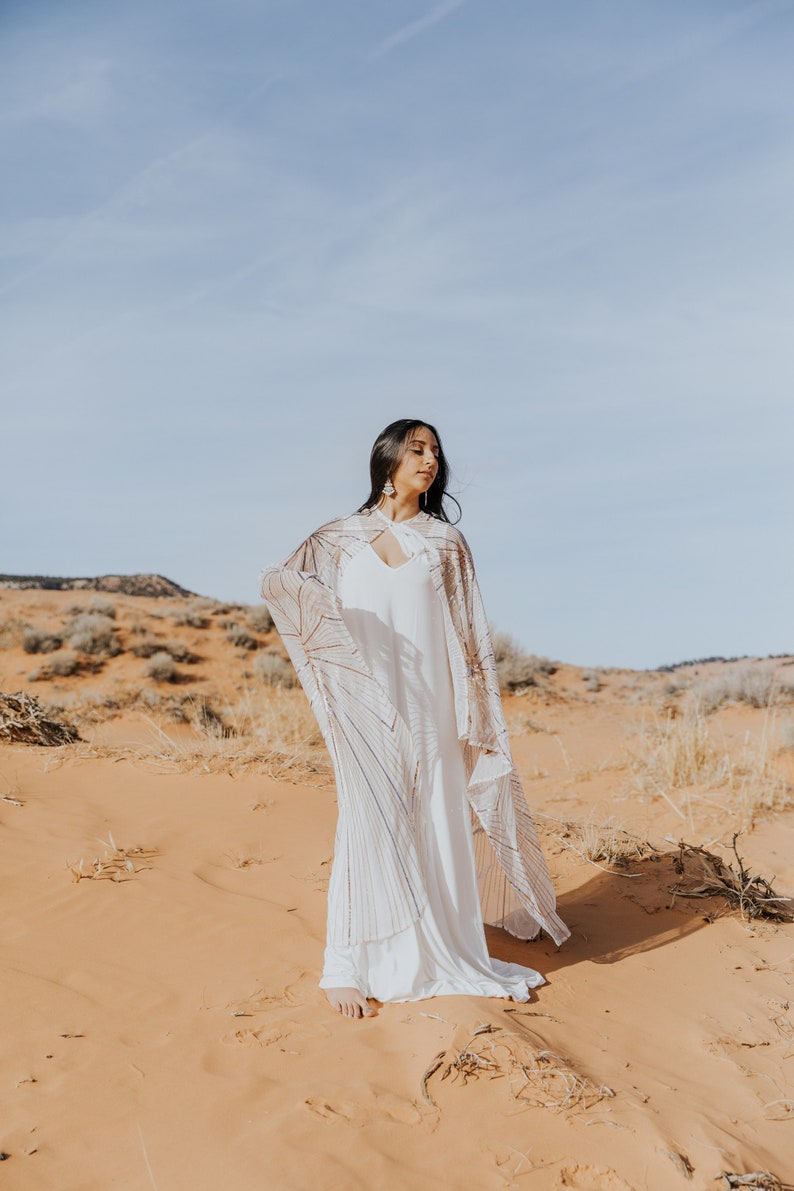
259,507,570,949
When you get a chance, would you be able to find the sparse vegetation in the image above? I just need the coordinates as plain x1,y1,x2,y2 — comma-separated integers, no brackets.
131,637,198,663
123,686,327,780
253,651,297,688
64,612,121,657
630,707,793,826
225,624,258,650
0,616,25,649
145,652,180,683
22,625,63,654
492,632,556,691
246,604,274,633
28,651,81,680
632,708,729,790
172,599,217,628
692,663,793,713
780,719,794,752
582,668,602,692
87,596,116,619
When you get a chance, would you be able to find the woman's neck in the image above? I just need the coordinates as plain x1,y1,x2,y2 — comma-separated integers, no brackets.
374,497,421,523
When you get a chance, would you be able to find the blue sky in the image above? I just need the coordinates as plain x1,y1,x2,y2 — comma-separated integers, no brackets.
2,0,792,668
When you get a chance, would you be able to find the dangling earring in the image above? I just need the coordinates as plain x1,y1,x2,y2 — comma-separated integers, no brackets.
382,478,396,497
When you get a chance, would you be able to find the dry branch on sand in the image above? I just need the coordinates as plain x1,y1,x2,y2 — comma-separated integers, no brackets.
0,691,80,746
671,834,793,923
68,832,157,882
421,1024,614,1113
717,1174,791,1191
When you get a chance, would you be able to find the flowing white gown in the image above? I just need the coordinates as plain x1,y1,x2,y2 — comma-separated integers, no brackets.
318,521,545,1003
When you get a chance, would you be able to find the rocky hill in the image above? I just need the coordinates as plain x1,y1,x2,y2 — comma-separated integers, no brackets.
0,573,197,598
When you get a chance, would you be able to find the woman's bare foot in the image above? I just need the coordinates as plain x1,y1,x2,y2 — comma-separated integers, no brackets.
324,987,375,1018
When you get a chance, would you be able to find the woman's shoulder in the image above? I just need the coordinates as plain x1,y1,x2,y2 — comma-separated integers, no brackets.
305,510,370,537
417,512,468,546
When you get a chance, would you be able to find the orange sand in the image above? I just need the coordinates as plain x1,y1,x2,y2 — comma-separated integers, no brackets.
1,590,792,1189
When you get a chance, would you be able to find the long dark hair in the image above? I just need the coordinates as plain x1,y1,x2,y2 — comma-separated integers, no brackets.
358,418,461,523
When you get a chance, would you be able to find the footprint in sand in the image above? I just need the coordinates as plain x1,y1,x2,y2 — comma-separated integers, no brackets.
560,1165,635,1190
373,1092,422,1124
305,1096,369,1127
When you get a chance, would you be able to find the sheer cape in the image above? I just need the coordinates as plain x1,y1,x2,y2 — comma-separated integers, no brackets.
259,507,570,949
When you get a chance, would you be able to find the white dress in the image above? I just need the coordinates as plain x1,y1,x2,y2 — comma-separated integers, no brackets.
318,517,545,1003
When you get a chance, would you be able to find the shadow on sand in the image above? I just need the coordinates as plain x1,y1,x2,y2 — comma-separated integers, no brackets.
486,851,720,974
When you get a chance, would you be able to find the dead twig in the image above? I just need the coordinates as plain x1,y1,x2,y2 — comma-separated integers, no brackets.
671,834,793,923
0,691,80,746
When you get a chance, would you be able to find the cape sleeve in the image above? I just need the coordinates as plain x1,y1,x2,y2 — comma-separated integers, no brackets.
257,522,428,946
447,528,571,948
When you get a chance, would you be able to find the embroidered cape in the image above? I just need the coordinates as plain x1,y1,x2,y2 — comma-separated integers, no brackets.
259,507,570,949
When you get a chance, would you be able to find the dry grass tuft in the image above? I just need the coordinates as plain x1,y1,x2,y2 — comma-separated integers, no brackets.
672,834,793,923
629,707,793,826
631,708,730,790
551,817,658,872
0,691,80,746
68,831,157,882
729,710,794,824
422,1024,613,1113
129,687,330,781
253,651,298,688
694,663,794,713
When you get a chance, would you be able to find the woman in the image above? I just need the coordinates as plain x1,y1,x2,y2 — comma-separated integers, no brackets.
259,419,569,1019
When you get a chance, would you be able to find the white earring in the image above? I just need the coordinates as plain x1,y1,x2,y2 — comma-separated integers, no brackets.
383,478,396,496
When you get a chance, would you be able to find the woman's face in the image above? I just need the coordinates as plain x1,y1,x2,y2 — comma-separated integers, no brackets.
391,425,440,497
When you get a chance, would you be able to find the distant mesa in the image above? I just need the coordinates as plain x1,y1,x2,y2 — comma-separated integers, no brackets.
0,573,197,598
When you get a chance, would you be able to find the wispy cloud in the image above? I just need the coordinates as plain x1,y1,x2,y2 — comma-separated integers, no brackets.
369,0,464,61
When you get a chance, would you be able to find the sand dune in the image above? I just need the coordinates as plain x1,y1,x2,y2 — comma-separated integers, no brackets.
1,589,792,1189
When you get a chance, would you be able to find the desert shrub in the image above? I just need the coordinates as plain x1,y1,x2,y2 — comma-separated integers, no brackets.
253,652,297,688
225,625,257,651
144,652,179,683
131,637,198,663
22,626,63,654
694,663,793,713
0,617,25,649
64,613,121,657
492,631,556,691
246,605,274,634
87,596,116,619
582,669,602,693
172,599,216,628
28,651,81,680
